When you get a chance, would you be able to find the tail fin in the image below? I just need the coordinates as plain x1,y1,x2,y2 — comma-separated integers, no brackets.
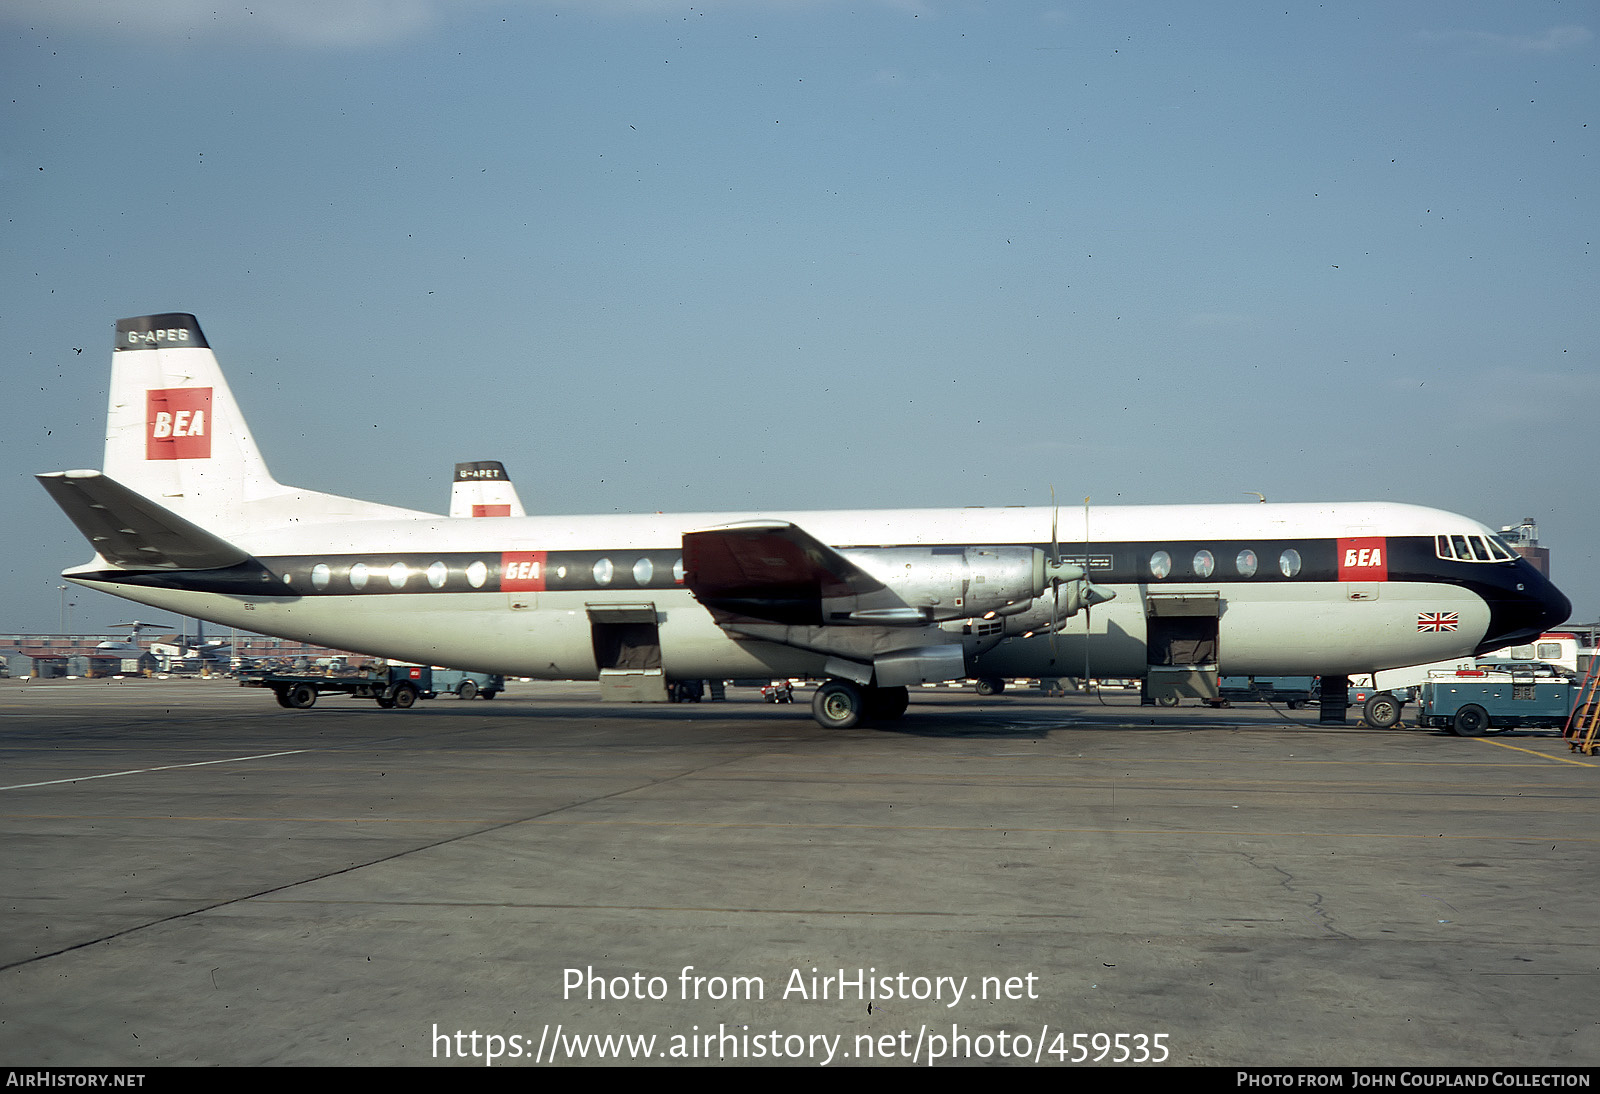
449,460,527,518
104,314,433,535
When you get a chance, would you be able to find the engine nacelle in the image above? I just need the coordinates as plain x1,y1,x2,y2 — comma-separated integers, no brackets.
835,546,1045,623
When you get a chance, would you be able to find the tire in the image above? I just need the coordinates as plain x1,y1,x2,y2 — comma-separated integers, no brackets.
273,687,293,708
812,680,864,729
457,680,478,701
286,683,318,709
375,696,395,708
1363,693,1403,730
864,685,909,721
390,683,419,710
1286,699,1304,710
974,677,1005,696
1453,704,1490,737
1157,695,1180,708
480,690,497,700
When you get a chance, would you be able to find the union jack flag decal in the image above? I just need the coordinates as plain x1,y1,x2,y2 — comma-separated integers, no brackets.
1417,612,1460,632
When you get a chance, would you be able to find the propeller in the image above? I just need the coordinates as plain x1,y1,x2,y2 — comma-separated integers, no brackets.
1083,495,1094,692
1039,489,1116,665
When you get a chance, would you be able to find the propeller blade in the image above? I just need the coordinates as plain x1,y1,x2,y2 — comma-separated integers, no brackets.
1049,486,1058,656
1083,495,1092,688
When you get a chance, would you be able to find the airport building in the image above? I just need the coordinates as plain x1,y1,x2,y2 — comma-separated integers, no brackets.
0,634,369,679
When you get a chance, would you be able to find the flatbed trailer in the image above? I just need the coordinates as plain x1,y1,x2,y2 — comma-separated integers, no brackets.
1417,668,1578,736
1216,675,1314,709
240,664,436,709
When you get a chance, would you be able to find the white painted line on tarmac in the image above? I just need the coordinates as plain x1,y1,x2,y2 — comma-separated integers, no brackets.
0,749,311,790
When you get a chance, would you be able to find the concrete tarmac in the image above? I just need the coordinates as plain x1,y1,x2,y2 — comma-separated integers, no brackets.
1,677,1595,1067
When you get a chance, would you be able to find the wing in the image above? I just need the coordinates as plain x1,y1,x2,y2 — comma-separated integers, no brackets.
682,521,886,625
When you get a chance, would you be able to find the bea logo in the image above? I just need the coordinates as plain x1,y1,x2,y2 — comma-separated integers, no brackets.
1337,537,1388,581
501,551,546,591
146,387,212,460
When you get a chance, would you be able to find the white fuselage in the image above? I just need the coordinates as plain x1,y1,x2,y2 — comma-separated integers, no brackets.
66,500,1544,681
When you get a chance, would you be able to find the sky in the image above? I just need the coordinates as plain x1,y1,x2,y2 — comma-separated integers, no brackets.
2,0,1596,635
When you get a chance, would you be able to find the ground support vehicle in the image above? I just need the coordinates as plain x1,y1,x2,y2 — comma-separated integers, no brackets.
241,664,436,710
1354,661,1573,730
1416,669,1579,736
430,668,503,700
667,679,705,703
1217,675,1314,709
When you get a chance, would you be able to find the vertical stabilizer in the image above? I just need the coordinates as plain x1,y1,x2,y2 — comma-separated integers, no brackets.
103,314,433,535
450,460,527,518
106,315,272,530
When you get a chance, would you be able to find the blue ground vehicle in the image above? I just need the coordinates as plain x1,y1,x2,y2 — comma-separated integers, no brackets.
430,668,503,700
1416,665,1578,736
1216,675,1314,709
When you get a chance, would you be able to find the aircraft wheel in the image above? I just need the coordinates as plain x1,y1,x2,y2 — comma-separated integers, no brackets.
457,680,479,701
1453,704,1490,737
813,680,864,729
1363,693,1403,729
286,683,318,709
865,685,909,721
390,683,419,709
974,677,1005,696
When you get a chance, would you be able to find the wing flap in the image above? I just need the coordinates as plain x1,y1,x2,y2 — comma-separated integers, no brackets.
37,470,252,570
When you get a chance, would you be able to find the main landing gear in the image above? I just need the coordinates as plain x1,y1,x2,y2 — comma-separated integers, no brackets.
811,679,910,729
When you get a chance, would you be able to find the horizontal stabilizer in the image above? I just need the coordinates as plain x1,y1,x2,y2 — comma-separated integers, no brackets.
683,521,885,624
37,470,252,570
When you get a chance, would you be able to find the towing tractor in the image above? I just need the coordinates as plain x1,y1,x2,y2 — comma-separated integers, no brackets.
1415,665,1579,736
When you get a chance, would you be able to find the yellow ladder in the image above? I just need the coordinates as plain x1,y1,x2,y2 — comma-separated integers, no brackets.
1564,663,1600,755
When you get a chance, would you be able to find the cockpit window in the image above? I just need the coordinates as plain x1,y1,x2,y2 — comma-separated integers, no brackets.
1437,533,1516,563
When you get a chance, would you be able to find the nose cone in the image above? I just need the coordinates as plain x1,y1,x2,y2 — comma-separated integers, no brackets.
1475,565,1572,655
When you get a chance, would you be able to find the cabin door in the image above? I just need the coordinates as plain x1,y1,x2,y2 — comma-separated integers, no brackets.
588,603,668,702
1144,594,1222,705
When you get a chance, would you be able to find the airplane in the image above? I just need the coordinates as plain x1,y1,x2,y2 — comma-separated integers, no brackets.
449,461,526,519
37,313,1571,729
98,619,174,654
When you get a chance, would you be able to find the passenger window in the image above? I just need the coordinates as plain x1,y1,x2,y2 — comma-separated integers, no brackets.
1279,549,1302,578
1149,550,1172,580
